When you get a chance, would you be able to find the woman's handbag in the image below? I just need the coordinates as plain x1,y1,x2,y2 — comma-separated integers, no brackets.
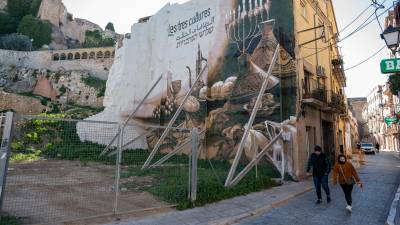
339,165,355,185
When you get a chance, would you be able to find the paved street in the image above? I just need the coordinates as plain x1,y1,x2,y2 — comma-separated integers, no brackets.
235,152,400,225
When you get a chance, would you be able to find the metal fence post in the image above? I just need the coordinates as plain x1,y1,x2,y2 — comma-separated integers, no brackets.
113,124,123,215
190,128,199,202
0,112,13,211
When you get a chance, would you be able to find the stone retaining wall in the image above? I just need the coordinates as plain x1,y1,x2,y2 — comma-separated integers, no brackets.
0,47,115,80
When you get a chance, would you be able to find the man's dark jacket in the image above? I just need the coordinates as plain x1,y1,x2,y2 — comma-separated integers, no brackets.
307,153,331,177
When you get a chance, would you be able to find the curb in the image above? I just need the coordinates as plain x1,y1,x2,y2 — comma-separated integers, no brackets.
386,183,400,225
210,185,313,225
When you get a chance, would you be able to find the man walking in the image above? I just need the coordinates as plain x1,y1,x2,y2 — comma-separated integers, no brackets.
307,145,331,204
375,142,380,153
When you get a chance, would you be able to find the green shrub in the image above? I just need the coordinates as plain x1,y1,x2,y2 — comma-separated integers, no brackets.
59,85,67,95
49,102,60,113
81,76,107,98
0,212,22,225
0,12,19,35
17,14,52,48
97,86,106,97
83,30,114,48
0,33,32,51
39,97,49,106
105,22,115,32
25,132,40,143
11,141,23,151
6,0,32,19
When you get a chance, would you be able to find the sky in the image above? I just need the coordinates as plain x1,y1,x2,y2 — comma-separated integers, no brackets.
62,0,392,98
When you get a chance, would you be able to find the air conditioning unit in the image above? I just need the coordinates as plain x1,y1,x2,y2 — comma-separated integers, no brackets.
316,65,326,77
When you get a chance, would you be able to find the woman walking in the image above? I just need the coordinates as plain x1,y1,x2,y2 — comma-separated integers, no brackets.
332,154,363,213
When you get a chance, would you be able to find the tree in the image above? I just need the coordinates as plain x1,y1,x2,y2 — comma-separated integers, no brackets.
83,30,115,48
105,22,115,32
17,15,52,48
7,0,32,19
389,75,400,96
0,33,32,51
0,12,19,35
30,0,42,16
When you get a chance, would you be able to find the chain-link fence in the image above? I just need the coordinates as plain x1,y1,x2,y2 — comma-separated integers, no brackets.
194,131,283,207
1,113,286,225
1,114,196,225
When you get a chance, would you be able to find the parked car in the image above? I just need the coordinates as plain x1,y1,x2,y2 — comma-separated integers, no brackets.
361,143,376,154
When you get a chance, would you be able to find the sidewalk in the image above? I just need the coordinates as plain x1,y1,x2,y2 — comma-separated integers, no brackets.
104,181,313,225
387,153,400,225
234,152,400,225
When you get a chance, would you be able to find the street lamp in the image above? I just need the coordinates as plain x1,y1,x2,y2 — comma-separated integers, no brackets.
381,25,400,55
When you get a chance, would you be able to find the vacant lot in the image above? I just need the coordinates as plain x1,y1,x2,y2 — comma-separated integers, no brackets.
3,159,173,225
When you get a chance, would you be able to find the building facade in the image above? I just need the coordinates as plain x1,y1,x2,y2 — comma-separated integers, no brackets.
348,98,369,141
293,0,349,176
363,85,400,151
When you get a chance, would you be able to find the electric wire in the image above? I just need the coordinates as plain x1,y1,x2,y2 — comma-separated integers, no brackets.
344,45,386,71
339,3,374,33
372,0,386,32
299,3,395,60
300,2,377,50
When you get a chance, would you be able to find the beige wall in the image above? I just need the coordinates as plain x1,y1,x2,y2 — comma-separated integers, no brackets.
293,0,348,178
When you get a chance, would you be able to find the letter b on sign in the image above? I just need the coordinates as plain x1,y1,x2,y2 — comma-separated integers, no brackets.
381,59,400,74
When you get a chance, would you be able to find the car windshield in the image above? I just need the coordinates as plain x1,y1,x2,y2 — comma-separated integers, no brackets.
361,143,373,147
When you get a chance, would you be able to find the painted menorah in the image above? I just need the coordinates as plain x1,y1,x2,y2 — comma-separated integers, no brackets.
225,0,271,55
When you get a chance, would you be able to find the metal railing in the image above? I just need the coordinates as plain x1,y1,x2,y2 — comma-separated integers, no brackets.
303,78,328,103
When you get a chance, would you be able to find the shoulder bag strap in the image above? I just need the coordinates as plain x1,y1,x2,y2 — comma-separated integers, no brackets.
339,165,355,183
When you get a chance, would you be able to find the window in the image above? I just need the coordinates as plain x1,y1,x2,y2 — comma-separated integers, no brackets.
89,52,95,59
74,52,81,60
104,51,111,58
67,53,73,60
82,52,88,59
53,54,59,61
96,51,104,59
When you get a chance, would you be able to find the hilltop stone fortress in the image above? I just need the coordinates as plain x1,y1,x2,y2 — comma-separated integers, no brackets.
0,0,122,79
0,0,123,112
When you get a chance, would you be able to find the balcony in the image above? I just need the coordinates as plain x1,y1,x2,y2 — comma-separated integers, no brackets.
302,78,328,107
387,124,400,134
329,91,347,114
332,58,346,87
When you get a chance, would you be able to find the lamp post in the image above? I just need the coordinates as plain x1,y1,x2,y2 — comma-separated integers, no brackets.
381,25,400,56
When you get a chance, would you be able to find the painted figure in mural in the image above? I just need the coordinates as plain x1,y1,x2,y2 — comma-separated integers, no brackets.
332,154,363,213
306,145,331,204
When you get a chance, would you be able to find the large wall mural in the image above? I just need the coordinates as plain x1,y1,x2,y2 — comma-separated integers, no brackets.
78,0,297,166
